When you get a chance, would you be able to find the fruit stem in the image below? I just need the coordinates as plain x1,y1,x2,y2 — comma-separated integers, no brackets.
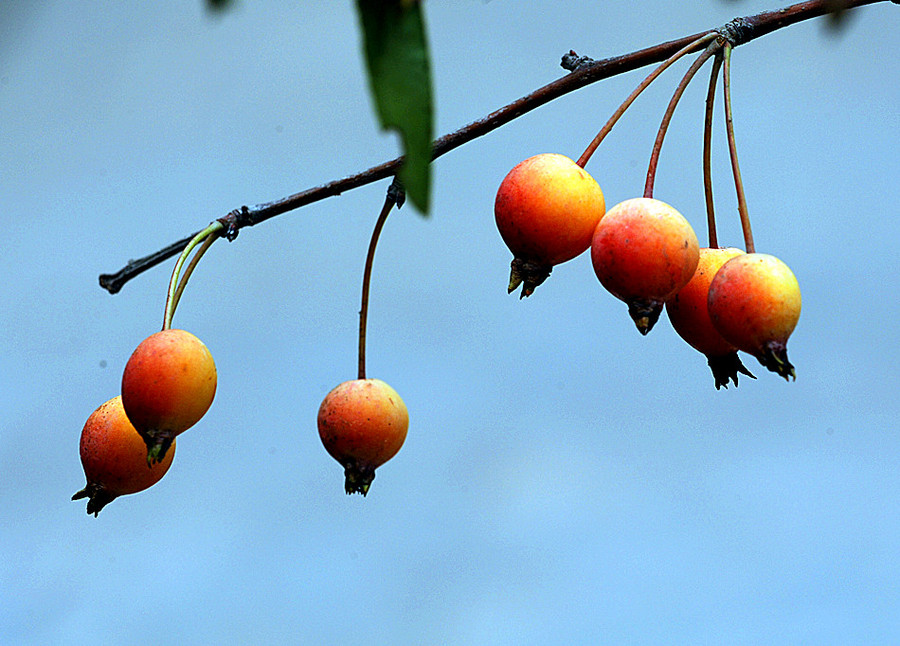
643,38,722,199
576,32,717,169
358,179,404,381
171,233,217,319
722,43,755,254
163,221,224,330
702,49,725,249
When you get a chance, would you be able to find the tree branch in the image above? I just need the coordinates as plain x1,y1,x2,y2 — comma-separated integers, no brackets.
99,0,890,294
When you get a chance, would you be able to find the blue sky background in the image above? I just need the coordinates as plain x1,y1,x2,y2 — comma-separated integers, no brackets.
2,2,899,644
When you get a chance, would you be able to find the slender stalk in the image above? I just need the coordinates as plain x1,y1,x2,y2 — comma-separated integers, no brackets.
643,38,723,198
358,181,403,380
577,33,717,168
722,43,755,253
162,221,224,330
702,50,725,249
171,233,218,318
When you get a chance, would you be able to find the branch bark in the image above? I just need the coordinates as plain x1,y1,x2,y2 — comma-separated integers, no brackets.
99,0,890,294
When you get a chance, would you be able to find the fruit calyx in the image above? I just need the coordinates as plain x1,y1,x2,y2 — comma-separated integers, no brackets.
342,461,378,496
71,482,118,517
139,428,178,466
756,340,796,381
508,258,552,298
706,352,756,390
627,299,664,336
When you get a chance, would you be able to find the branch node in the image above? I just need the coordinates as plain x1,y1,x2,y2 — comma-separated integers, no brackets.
216,206,251,241
718,17,753,46
561,50,596,73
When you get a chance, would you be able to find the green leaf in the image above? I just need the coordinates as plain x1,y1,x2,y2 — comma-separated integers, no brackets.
356,0,434,214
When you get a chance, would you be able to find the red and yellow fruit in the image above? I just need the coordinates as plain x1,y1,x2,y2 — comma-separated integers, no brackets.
72,395,176,516
591,197,699,334
666,247,755,389
495,153,606,297
121,329,216,463
317,379,409,496
707,252,801,380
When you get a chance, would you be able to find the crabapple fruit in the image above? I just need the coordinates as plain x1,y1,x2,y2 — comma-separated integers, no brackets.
591,197,699,334
495,153,605,297
666,247,755,389
121,329,216,463
72,396,175,516
707,253,801,380
317,378,409,496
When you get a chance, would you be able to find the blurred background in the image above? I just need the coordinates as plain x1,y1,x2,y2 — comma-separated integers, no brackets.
2,1,898,644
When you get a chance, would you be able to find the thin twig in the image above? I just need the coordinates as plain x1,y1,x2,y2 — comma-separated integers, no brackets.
99,0,889,293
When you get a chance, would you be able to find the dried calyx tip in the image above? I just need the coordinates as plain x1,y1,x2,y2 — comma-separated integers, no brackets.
627,300,663,335
72,483,116,517
707,352,756,390
757,342,796,381
140,430,175,466
508,258,552,298
343,464,376,496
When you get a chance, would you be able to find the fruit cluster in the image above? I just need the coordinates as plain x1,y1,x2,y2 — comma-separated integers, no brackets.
494,33,801,388
74,223,225,515
75,188,411,515
76,31,805,516
73,329,217,516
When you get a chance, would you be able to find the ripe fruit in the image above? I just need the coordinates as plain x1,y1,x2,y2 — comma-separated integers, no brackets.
72,396,176,516
317,379,409,496
707,253,801,380
666,247,755,389
495,153,606,297
591,197,700,334
121,329,216,463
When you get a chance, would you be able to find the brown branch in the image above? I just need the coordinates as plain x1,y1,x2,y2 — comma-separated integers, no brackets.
99,0,890,294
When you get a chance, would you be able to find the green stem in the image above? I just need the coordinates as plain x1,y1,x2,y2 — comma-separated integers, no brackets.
643,38,723,198
358,180,403,380
576,32,717,169
702,50,725,249
162,221,224,330
171,233,218,319
722,43,755,253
